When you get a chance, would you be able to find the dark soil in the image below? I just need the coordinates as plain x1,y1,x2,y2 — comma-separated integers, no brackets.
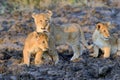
0,6,120,80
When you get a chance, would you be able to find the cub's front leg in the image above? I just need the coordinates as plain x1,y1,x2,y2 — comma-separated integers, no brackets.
23,49,31,66
49,48,59,64
49,36,59,64
71,44,82,62
35,50,43,66
90,45,99,57
103,47,110,58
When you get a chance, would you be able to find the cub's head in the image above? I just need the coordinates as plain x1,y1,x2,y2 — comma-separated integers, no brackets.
96,22,111,40
36,33,49,51
32,10,53,33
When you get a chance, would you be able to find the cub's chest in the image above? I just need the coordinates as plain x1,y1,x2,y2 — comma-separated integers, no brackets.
94,38,109,48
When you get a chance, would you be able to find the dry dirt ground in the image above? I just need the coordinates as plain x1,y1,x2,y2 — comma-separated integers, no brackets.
0,6,120,80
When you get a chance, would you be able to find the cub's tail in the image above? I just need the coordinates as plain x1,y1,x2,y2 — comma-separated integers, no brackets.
78,25,93,50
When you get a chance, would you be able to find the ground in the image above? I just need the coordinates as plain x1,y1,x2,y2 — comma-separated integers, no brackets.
0,6,120,80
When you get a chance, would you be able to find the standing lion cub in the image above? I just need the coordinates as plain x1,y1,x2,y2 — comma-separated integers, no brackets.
23,31,49,66
90,22,120,58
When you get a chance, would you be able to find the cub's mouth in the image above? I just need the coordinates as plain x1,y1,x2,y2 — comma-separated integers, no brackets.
40,29,49,33
103,36,111,40
42,48,49,51
36,28,49,33
104,38,109,40
39,24,49,33
100,34,110,40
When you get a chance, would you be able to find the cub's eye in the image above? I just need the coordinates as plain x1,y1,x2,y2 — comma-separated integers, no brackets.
40,20,42,22
104,30,106,32
45,20,48,22
43,41,45,43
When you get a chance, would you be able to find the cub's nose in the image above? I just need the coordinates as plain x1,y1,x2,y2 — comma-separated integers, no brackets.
46,47,49,50
43,48,49,51
107,35,111,38
105,35,111,40
41,28,46,30
43,31,47,33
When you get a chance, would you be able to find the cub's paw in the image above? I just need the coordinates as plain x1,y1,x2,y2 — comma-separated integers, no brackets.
87,44,94,50
89,53,98,57
35,61,43,67
19,63,29,67
103,56,110,58
103,54,110,58
71,58,82,62
51,55,59,65
54,57,59,65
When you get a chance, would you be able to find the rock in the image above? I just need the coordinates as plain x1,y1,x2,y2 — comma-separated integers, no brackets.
1,21,9,31
113,74,120,80
36,77,46,80
47,70,65,76
71,63,83,72
99,65,112,77
17,73,35,80
0,26,3,31
10,76,17,80
39,68,48,75
88,64,99,78
0,74,3,79
71,7,81,13
0,64,7,74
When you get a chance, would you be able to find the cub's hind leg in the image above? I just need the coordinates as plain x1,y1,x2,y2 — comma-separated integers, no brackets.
71,44,82,62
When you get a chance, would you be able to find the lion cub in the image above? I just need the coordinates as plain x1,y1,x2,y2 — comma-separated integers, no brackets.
90,22,120,58
23,31,49,66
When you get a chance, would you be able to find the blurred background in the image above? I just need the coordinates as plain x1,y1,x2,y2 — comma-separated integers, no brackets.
0,0,120,14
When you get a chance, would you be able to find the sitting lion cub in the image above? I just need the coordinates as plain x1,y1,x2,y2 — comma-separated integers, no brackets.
23,31,49,66
90,22,120,58
32,10,90,62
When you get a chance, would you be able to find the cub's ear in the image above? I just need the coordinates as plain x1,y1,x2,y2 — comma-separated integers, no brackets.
32,13,37,18
96,23,101,30
46,10,53,18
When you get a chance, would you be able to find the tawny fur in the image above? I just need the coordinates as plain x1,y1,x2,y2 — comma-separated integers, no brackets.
23,31,49,66
90,22,120,58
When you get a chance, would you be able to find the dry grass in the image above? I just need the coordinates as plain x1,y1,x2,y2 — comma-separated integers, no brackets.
7,0,88,11
0,0,119,14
